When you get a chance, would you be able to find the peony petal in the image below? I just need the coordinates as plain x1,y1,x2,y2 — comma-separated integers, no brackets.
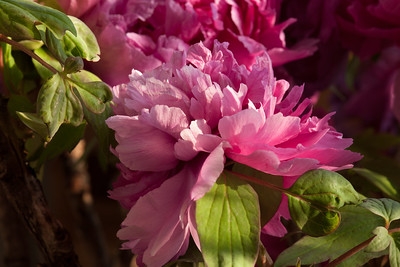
106,116,179,171
191,143,225,201
117,166,195,266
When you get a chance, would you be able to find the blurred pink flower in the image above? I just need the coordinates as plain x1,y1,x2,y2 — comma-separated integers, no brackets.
190,0,318,67
77,0,316,86
106,41,361,266
81,0,197,85
336,46,400,134
276,0,348,96
390,68,400,124
336,0,400,58
57,0,100,17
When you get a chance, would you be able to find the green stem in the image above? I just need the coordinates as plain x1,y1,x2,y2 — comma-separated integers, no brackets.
224,169,287,193
389,227,400,234
327,235,375,267
326,218,400,266
0,34,58,74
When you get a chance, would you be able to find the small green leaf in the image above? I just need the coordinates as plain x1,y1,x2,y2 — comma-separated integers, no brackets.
390,232,400,267
287,169,362,236
63,16,100,62
16,112,48,140
18,39,43,50
274,205,386,267
0,0,76,41
365,227,391,253
71,80,112,114
35,25,68,63
360,198,400,226
37,73,83,139
38,73,67,138
69,69,102,83
34,123,86,168
0,1,40,40
32,47,63,80
1,43,23,91
196,171,260,267
65,84,84,125
25,133,45,164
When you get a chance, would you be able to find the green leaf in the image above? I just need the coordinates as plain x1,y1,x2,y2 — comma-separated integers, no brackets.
287,169,362,236
65,84,84,124
365,226,391,253
35,25,68,63
231,163,282,226
16,112,48,140
34,123,86,168
360,198,400,226
351,168,400,200
32,47,63,80
196,171,260,267
390,232,400,267
274,205,386,267
38,73,66,138
71,80,112,114
0,0,76,41
63,16,100,62
69,69,102,83
1,43,23,91
18,39,43,50
37,73,83,139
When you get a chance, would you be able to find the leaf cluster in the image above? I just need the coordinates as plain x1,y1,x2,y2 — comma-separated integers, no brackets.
193,168,400,267
0,0,113,169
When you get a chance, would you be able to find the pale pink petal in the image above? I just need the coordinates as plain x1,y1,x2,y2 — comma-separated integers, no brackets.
191,143,225,200
221,84,248,117
106,116,178,171
139,105,189,139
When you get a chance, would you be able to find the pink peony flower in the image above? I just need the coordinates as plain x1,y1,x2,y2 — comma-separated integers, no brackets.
106,41,361,266
336,0,400,58
77,0,316,86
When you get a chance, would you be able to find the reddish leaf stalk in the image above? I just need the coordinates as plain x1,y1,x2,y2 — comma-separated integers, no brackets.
0,34,58,74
